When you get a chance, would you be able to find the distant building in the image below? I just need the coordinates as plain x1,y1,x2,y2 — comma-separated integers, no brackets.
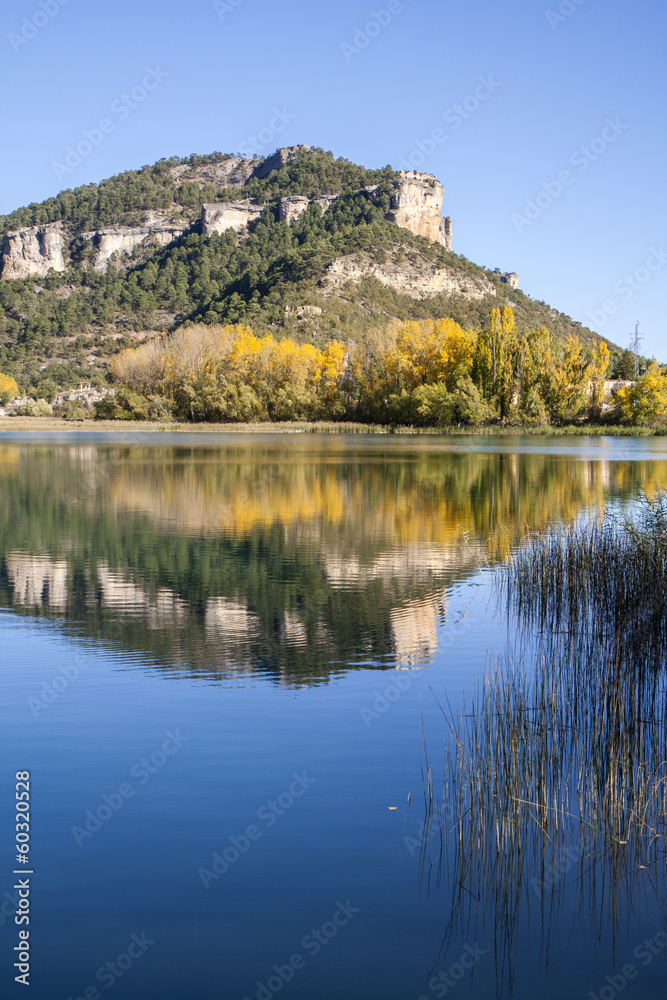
54,385,113,406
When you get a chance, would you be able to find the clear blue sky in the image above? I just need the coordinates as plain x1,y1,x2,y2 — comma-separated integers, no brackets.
2,0,665,356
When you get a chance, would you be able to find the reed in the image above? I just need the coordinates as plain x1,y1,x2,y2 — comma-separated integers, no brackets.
426,496,667,989
506,492,667,673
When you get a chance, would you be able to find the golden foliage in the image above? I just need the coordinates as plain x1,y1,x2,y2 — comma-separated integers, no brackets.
107,314,656,428
112,324,346,422
615,362,667,425
0,373,19,398
386,318,475,391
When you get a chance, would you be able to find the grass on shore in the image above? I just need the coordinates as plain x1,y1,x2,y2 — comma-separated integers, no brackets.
1,417,665,436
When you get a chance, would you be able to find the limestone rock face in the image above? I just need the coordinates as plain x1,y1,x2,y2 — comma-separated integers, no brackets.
285,304,323,320
440,216,453,251
501,272,520,290
313,195,338,214
252,145,311,180
201,202,264,235
169,155,257,189
278,194,337,223
278,196,310,223
386,172,451,248
0,152,456,285
1,225,66,279
323,250,494,301
92,226,185,270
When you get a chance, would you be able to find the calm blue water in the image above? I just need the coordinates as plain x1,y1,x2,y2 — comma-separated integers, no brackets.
0,433,665,999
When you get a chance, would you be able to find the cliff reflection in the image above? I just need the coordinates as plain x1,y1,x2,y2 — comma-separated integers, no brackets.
1,439,666,685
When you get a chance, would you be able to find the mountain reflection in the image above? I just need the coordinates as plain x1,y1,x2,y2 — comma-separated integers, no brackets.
1,438,666,685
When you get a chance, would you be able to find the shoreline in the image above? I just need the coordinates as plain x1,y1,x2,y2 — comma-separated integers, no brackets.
0,417,665,437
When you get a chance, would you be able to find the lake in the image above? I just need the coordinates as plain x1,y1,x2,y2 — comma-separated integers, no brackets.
1,432,666,1000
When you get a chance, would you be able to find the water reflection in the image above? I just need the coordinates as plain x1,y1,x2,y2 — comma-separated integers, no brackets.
2,438,667,684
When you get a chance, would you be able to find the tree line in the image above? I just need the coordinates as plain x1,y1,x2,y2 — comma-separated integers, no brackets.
97,309,667,427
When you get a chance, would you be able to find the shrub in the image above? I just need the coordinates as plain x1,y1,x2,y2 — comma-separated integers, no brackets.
60,401,94,420
16,398,54,417
94,387,173,421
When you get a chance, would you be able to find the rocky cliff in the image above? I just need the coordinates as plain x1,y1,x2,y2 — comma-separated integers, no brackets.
1,224,66,279
0,145,600,401
87,224,187,270
0,147,457,282
386,172,452,250
201,202,264,235
324,249,493,301
201,165,453,250
1,218,187,277
202,193,339,234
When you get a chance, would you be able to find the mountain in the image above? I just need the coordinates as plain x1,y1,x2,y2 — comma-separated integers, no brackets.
0,145,613,396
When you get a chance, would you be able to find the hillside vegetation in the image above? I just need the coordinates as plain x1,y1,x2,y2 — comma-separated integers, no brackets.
0,147,634,401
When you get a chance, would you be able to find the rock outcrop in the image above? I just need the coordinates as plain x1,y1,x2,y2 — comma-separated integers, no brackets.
202,202,265,235
169,155,257,190
2,218,187,277
273,173,454,250
386,172,452,249
1,224,66,279
0,150,456,279
323,250,494,301
202,172,454,249
90,225,186,270
252,144,311,180
441,216,453,251
278,194,337,223
501,272,520,290
278,196,311,223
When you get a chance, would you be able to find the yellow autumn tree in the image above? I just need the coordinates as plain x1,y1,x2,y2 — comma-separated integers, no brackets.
103,311,637,428
0,373,19,401
545,335,592,422
615,362,667,425
474,307,518,418
111,324,346,422
314,341,346,412
348,318,476,422
387,318,475,391
515,326,553,422
587,339,611,419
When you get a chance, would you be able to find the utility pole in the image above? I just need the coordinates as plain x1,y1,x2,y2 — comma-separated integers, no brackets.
628,322,643,378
